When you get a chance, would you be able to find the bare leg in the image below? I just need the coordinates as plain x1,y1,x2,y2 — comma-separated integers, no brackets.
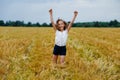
60,55,65,64
52,55,58,64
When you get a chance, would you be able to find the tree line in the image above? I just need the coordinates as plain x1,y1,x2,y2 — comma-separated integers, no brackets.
0,19,120,27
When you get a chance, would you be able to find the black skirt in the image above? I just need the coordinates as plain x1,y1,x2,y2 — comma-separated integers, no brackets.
53,44,66,55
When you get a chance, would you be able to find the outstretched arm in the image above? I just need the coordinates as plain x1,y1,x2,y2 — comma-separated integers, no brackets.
67,11,78,32
49,9,56,31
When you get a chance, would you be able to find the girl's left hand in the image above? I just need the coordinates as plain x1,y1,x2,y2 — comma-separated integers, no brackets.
74,11,78,16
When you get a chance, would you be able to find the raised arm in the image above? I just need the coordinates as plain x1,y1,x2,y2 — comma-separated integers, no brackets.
67,11,78,32
49,9,56,31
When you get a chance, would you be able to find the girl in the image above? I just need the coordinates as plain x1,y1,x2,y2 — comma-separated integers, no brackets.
49,9,78,65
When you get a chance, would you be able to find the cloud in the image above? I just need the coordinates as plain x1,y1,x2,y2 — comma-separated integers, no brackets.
0,0,120,23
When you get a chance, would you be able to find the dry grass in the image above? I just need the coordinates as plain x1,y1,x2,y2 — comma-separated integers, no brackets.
0,27,120,80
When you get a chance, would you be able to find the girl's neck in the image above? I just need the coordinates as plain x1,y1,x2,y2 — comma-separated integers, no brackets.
58,29,64,32
60,30,64,32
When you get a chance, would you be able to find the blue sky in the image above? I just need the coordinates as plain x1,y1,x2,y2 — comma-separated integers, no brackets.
0,0,120,23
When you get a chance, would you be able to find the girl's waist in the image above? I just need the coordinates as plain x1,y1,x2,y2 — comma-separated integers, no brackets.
55,44,66,47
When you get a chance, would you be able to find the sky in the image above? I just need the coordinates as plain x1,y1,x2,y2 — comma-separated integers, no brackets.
0,0,120,23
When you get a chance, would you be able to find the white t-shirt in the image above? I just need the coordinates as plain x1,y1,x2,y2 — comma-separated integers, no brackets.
55,29,68,46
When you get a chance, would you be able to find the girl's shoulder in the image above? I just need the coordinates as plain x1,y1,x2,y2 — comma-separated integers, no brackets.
64,29,68,33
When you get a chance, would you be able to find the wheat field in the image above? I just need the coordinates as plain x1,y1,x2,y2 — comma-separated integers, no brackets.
0,27,120,80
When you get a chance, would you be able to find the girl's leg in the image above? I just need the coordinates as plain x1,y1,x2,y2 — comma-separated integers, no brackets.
60,55,65,64
52,55,58,64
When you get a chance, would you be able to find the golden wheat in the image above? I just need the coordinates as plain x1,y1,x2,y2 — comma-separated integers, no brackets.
0,27,120,80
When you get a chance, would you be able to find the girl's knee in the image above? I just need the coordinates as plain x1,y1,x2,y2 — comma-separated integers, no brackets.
60,56,65,63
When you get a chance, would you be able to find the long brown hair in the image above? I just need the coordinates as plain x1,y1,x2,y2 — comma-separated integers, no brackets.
56,19,68,31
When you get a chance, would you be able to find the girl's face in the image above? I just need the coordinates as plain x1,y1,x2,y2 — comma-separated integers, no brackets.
58,20,65,31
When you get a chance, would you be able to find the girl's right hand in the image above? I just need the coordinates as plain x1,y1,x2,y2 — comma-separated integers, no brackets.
49,9,52,15
74,11,78,16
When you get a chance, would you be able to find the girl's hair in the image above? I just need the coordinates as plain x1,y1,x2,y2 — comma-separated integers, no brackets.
56,19,67,31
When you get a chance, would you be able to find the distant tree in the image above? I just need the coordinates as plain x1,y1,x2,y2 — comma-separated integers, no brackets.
36,22,41,27
94,21,99,27
42,22,48,27
113,20,119,26
5,21,14,26
6,21,16,26
102,22,109,27
49,23,52,27
5,21,11,26
14,20,24,26
0,19,120,27
0,20,4,26
109,19,119,27
27,22,32,26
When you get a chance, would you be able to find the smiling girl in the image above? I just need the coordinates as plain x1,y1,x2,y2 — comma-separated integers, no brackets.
49,9,78,65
